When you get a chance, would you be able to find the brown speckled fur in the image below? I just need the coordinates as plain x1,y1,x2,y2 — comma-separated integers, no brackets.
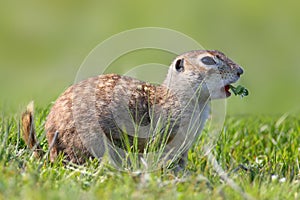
44,74,180,163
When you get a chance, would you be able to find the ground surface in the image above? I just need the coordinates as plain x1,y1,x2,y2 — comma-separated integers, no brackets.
0,107,299,200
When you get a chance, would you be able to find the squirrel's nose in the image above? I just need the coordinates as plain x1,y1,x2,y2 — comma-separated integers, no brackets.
237,67,244,76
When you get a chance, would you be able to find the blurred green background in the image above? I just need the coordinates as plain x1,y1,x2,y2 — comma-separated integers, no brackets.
1,0,299,115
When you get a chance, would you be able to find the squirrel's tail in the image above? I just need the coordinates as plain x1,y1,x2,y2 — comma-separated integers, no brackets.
21,101,44,158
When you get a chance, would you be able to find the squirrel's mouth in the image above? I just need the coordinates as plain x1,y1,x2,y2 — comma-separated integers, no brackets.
223,85,231,97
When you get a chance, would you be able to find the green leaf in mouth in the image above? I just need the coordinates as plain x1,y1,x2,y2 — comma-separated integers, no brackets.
229,85,249,98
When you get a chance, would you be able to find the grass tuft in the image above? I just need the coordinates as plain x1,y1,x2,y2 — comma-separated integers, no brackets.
0,107,299,199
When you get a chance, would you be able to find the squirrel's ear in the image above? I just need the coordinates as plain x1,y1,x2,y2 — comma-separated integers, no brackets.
175,58,184,72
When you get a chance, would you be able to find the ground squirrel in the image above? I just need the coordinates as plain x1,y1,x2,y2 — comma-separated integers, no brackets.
22,50,243,170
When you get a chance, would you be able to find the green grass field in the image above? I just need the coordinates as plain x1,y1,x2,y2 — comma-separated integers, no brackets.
0,107,299,200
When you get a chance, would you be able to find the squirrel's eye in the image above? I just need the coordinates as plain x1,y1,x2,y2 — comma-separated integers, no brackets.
201,56,216,65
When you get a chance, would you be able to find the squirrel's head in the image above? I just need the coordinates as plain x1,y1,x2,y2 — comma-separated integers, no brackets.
165,50,244,99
